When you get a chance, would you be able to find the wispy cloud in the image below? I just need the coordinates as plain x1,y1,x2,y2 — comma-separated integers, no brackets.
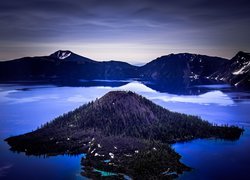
0,0,249,62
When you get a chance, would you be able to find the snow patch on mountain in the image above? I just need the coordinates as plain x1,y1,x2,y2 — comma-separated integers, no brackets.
232,61,250,75
57,51,71,60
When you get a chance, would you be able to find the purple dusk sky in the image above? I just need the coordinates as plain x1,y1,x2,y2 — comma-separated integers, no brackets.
0,0,250,64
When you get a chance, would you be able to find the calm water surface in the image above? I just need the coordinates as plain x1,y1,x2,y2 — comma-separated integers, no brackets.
0,81,250,179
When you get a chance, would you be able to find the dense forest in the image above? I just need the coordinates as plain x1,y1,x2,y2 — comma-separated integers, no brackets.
36,91,242,142
5,91,243,179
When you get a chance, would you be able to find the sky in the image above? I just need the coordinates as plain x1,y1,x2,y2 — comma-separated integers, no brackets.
0,0,250,64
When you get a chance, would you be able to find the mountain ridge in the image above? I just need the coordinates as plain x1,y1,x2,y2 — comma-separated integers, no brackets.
0,50,249,89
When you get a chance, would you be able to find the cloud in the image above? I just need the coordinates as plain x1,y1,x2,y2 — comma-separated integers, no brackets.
0,0,249,61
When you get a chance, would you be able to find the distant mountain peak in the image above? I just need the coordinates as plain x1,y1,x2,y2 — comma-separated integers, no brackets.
49,50,95,63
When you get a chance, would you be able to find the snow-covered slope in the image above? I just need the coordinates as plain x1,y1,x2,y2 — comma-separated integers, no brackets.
49,50,94,63
210,51,250,88
56,50,72,60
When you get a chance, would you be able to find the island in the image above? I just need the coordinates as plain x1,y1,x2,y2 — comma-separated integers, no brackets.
5,91,243,179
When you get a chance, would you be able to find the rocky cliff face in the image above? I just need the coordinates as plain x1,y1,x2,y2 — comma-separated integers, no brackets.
210,51,250,89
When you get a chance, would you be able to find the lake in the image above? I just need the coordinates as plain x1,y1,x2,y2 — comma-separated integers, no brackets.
0,81,250,179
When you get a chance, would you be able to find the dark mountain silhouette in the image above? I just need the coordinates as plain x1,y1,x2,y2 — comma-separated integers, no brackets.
0,50,250,90
139,53,227,81
138,53,229,93
0,50,138,81
5,91,243,178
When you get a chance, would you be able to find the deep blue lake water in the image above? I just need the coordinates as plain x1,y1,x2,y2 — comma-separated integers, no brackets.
0,81,250,179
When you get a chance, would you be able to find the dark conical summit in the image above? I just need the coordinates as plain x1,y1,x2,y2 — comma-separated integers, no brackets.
6,91,242,152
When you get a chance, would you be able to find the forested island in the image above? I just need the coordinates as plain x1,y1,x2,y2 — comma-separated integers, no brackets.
5,91,243,179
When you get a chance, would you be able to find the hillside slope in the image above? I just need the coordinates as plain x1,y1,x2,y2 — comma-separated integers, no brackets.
139,53,227,81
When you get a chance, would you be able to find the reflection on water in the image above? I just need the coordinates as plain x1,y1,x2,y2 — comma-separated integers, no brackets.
0,81,237,106
150,91,234,106
116,81,157,93
0,81,250,179
1,78,231,95
0,81,239,106
194,84,232,89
